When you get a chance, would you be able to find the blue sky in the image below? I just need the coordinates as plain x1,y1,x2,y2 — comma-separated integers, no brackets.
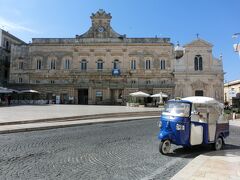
0,0,239,82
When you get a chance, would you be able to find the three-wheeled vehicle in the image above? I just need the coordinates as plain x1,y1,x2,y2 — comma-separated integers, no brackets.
158,96,229,155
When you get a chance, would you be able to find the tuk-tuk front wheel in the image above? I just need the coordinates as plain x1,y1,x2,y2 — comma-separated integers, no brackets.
159,140,171,155
213,136,223,151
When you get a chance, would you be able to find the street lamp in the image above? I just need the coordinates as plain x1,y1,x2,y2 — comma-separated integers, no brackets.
232,33,240,56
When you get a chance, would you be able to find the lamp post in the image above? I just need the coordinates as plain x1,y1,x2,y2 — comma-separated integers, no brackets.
232,33,240,56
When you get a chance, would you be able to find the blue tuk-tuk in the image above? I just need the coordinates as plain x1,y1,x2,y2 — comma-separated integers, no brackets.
158,96,229,155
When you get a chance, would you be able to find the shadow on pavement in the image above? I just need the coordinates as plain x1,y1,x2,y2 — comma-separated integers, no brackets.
168,145,212,158
165,143,240,158
224,143,240,150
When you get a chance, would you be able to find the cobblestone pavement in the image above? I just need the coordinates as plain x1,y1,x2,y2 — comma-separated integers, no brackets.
0,118,239,180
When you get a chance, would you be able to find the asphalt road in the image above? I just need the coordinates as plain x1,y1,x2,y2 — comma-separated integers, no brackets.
0,118,239,180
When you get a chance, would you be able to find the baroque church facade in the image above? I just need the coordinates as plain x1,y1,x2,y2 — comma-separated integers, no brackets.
9,9,224,104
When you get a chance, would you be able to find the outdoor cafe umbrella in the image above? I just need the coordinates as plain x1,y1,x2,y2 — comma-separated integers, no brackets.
18,89,39,103
151,92,168,104
129,91,150,105
19,89,39,93
129,91,150,97
0,87,18,94
150,92,168,98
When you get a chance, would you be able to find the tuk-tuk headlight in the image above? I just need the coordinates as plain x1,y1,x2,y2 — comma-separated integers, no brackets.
176,124,185,130
158,121,162,128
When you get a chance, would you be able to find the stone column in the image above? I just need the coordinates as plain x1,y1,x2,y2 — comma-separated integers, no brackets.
88,86,93,104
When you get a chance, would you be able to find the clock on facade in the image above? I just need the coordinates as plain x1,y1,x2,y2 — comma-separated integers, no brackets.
98,26,105,33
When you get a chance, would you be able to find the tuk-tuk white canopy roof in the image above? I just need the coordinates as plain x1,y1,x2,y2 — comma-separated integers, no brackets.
182,96,223,108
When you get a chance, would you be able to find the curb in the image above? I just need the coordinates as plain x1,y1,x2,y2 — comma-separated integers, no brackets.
0,111,160,126
0,116,159,134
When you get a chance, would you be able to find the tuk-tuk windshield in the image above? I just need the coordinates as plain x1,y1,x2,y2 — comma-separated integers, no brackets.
162,101,190,117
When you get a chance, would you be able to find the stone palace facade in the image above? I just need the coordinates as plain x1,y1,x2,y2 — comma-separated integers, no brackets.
9,9,224,104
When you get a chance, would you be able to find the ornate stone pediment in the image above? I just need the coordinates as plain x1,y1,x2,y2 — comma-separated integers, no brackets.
184,38,213,48
128,50,139,56
128,50,156,57
142,49,155,56
191,79,208,90
79,52,90,56
94,52,106,56
111,52,123,56
77,9,123,39
90,9,112,19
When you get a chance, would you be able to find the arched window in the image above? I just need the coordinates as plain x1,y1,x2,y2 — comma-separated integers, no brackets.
81,59,87,70
194,55,203,71
130,60,136,70
18,77,23,83
113,59,120,69
64,59,70,69
19,62,24,70
97,59,103,70
50,59,56,70
36,59,42,70
6,40,9,50
145,60,151,70
146,80,151,85
160,59,166,70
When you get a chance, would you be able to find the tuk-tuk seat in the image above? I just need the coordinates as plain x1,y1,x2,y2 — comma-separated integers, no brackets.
191,112,207,123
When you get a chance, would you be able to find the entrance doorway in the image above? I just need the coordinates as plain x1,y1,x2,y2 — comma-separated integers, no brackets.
195,90,204,96
110,89,123,105
78,89,88,104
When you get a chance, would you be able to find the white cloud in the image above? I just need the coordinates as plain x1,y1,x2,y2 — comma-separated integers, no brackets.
0,16,37,34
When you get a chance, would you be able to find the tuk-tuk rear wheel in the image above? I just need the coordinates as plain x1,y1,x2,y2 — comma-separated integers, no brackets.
213,137,223,151
159,140,171,155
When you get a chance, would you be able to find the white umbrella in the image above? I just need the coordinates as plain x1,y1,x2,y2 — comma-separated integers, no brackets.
0,89,12,93
151,92,168,104
19,89,39,93
151,92,168,98
129,91,150,97
0,87,17,93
